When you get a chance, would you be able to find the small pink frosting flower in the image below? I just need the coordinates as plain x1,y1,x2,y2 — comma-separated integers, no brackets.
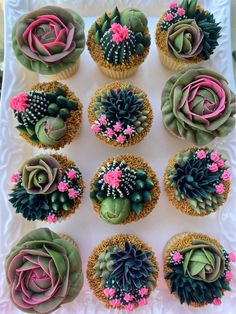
106,128,114,138
124,294,134,302
111,23,129,44
124,303,135,311
212,298,222,306
177,7,185,16
58,182,68,192
68,189,79,199
215,183,225,195
124,126,134,136
104,170,122,188
172,251,183,263
67,169,77,180
228,252,236,262
169,2,178,9
10,93,28,112
117,134,125,144
98,115,107,125
165,13,174,22
139,287,149,297
91,124,101,134
225,271,232,281
103,288,116,298
138,298,148,306
110,299,121,307
10,173,21,183
217,159,225,168
113,122,122,132
47,214,58,223
197,150,206,159
210,152,220,162
209,163,218,172
221,170,230,181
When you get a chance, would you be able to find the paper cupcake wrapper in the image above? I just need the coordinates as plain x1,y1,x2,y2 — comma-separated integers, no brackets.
98,64,138,79
43,58,80,80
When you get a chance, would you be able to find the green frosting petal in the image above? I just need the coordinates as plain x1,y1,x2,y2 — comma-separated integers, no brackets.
100,197,131,224
120,8,148,33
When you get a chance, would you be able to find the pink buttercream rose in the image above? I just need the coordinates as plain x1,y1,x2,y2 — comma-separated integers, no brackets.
172,251,183,263
47,214,58,223
58,181,68,192
225,271,232,281
124,126,134,136
106,128,114,138
67,169,77,180
197,150,206,159
113,122,122,132
215,183,225,194
103,170,122,188
138,298,148,306
139,287,149,297
110,299,121,307
210,152,220,162
116,134,126,144
165,13,174,22
217,159,225,168
91,124,101,134
177,8,185,16
10,173,21,183
68,188,79,199
221,170,230,181
212,298,222,306
228,252,236,262
169,2,178,9
209,163,218,172
103,287,116,298
111,23,129,44
98,115,107,125
10,93,28,112
124,303,135,311
124,294,134,302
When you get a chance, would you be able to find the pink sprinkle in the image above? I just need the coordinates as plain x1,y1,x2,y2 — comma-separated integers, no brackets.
103,288,116,298
10,173,21,183
165,13,174,22
215,183,225,195
172,251,183,263
124,294,134,302
111,23,129,44
47,214,58,223
68,189,79,199
138,298,148,306
67,169,77,180
225,271,232,281
228,252,236,262
9,93,28,112
105,128,114,138
221,170,230,181
91,124,101,134
113,122,122,132
103,170,122,188
169,2,178,9
98,115,107,125
209,163,218,172
210,152,220,162
139,287,149,297
116,134,126,144
58,182,68,192
197,150,206,159
217,159,225,168
124,126,134,136
124,303,135,311
110,299,121,307
212,298,222,306
177,7,185,16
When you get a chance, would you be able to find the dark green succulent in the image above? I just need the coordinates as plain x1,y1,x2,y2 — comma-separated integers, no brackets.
181,0,198,18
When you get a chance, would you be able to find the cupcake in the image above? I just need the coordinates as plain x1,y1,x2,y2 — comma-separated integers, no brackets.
9,154,84,223
88,82,153,147
155,1,221,71
12,6,85,79
161,66,236,145
164,147,230,216
90,155,160,224
164,232,235,306
87,7,151,79
5,228,83,313
9,81,83,149
87,234,158,310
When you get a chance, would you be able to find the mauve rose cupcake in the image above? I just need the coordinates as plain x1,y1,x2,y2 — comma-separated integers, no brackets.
5,228,83,314
12,6,85,79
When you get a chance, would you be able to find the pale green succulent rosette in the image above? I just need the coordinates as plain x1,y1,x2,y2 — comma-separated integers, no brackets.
12,6,85,75
5,228,83,314
100,197,131,224
161,66,236,145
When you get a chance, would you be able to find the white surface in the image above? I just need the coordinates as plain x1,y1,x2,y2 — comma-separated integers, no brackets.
0,0,236,313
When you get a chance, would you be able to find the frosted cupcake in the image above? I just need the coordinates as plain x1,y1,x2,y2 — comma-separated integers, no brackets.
164,232,235,307
88,82,153,147
87,7,151,79
87,234,158,311
5,228,83,313
155,1,221,71
90,155,160,224
9,81,83,149
12,6,85,79
9,154,84,223
164,147,230,216
161,66,236,145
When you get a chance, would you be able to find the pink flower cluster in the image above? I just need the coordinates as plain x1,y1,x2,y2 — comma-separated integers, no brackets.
165,4,185,21
172,251,183,264
9,93,28,112
111,23,129,44
47,214,58,223
57,168,80,199
10,172,21,183
103,170,122,188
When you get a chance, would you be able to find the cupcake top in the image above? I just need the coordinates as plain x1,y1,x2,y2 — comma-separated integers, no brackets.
164,232,235,306
165,147,230,216
5,228,83,314
9,154,84,223
87,7,151,69
156,0,221,62
87,234,158,311
10,81,83,149
88,82,153,147
90,155,160,224
12,6,85,75
161,66,236,145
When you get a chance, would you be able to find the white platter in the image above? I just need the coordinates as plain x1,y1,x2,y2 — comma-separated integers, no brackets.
0,0,235,313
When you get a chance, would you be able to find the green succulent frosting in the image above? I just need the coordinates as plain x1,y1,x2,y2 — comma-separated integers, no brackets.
120,8,148,33
12,6,85,75
181,0,198,18
100,197,131,224
161,66,236,145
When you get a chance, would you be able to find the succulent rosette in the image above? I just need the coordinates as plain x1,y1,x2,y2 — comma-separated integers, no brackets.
12,6,85,75
164,233,235,306
5,228,83,313
161,66,236,145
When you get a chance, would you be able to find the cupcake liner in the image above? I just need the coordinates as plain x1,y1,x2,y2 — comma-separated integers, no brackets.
98,64,138,79
164,148,230,216
87,234,159,310
88,82,153,147
90,155,160,224
43,58,80,80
